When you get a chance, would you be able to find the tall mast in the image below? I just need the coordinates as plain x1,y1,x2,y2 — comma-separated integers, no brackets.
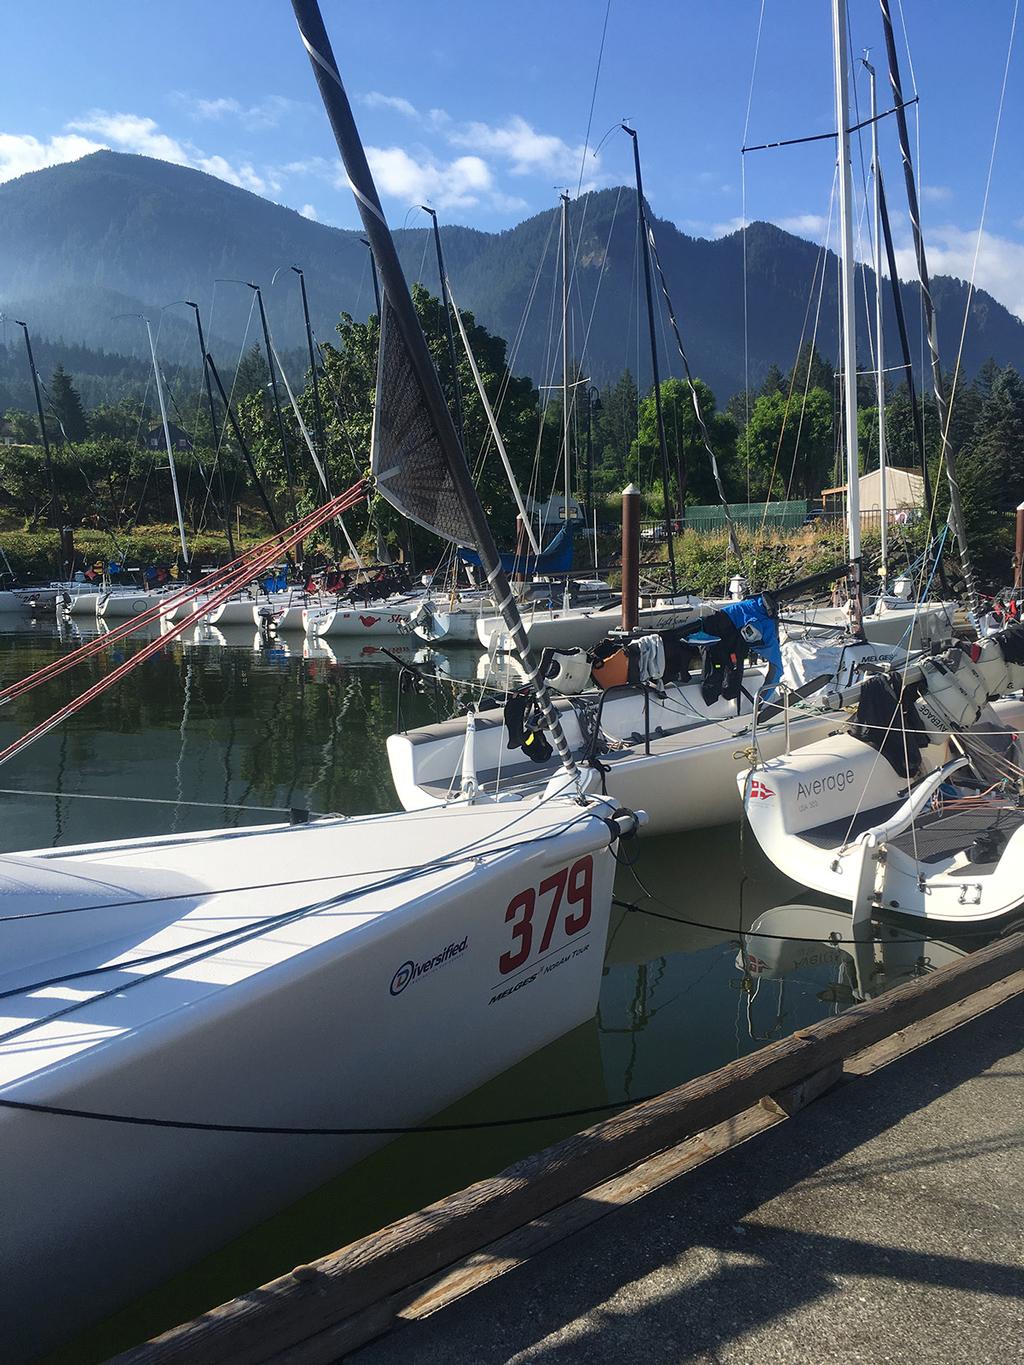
143,315,189,565
421,206,465,444
560,193,574,593
832,0,861,629
360,237,381,315
291,267,327,464
862,58,888,588
15,321,60,531
185,301,236,557
291,265,339,555
623,125,678,596
249,283,301,561
879,0,975,612
291,0,581,785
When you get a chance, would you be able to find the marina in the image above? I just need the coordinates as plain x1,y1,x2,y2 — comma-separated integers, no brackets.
1,0,1022,1359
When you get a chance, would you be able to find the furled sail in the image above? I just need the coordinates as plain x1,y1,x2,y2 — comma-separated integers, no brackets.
371,294,479,550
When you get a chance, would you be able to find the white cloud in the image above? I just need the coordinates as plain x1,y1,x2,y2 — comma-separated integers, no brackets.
300,202,318,220
366,146,493,210
0,131,103,182
68,111,192,165
192,97,241,119
894,224,1024,320
922,184,953,203
362,92,420,119
775,213,831,238
63,109,272,193
447,114,589,181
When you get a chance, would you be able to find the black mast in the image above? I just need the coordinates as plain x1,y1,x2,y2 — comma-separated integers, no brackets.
184,301,236,557
421,205,465,444
249,283,302,562
622,125,678,594
205,351,286,547
291,266,328,461
360,237,381,316
16,321,60,531
876,177,948,594
291,0,580,782
879,0,975,611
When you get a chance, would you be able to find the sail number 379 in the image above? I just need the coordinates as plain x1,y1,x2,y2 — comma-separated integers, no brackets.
498,855,593,975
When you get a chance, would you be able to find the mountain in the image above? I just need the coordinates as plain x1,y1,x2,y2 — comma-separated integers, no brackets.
1,150,1022,409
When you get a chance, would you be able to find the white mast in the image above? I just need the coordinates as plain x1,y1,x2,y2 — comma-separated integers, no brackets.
144,316,189,565
862,56,888,590
560,192,572,610
832,0,861,625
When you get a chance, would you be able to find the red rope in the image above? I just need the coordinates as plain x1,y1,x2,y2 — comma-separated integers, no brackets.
0,483,366,707
0,482,367,770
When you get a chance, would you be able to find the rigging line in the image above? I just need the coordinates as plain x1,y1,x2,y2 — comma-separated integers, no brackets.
645,223,744,561
575,0,612,199
0,787,319,815
759,171,837,528
782,181,837,507
740,97,920,153
938,0,1018,459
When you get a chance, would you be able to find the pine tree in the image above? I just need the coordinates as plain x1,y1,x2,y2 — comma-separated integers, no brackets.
49,364,88,443
789,340,835,397
759,363,786,397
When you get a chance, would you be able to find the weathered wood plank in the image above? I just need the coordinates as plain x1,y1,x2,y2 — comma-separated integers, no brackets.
270,1062,845,1365
112,929,1024,1365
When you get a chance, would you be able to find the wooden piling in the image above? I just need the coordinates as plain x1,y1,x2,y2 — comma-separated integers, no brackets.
620,483,640,633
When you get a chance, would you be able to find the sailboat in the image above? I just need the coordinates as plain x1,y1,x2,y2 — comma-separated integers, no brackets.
0,9,639,1356
388,53,935,834
739,0,1023,930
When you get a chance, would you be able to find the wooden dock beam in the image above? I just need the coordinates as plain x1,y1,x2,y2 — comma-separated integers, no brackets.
112,929,1024,1365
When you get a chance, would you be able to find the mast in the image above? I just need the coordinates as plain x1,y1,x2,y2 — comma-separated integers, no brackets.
360,237,382,315
143,315,189,565
291,0,581,785
185,301,236,557
832,0,861,629
876,173,948,594
291,267,328,466
560,193,574,608
205,351,285,541
249,283,302,562
862,58,888,589
879,0,976,613
292,265,340,555
15,321,60,532
421,206,465,444
622,125,678,596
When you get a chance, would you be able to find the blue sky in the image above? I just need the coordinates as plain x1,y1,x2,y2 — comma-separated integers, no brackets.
2,1,1022,315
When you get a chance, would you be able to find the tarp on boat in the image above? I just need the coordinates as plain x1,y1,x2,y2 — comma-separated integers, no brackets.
457,521,574,576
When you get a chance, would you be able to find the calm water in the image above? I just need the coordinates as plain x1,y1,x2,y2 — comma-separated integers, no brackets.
0,613,981,1362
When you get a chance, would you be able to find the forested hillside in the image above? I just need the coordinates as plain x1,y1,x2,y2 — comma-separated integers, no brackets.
1,151,1021,409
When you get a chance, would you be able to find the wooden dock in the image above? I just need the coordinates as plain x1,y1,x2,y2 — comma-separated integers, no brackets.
112,928,1024,1365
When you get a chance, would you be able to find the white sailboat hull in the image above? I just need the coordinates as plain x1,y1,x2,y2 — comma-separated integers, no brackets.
475,598,712,652
388,671,849,835
0,798,621,1358
303,597,420,637
96,589,175,620
738,695,1024,925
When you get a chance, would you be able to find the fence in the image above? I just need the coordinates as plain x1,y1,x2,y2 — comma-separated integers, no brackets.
638,501,808,540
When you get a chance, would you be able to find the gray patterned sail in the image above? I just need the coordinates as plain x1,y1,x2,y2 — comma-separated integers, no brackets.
371,294,479,550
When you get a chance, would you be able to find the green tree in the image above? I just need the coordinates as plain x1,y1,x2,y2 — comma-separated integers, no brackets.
49,365,88,443
738,387,833,500
632,378,738,511
2,408,38,443
789,340,835,397
759,363,786,398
